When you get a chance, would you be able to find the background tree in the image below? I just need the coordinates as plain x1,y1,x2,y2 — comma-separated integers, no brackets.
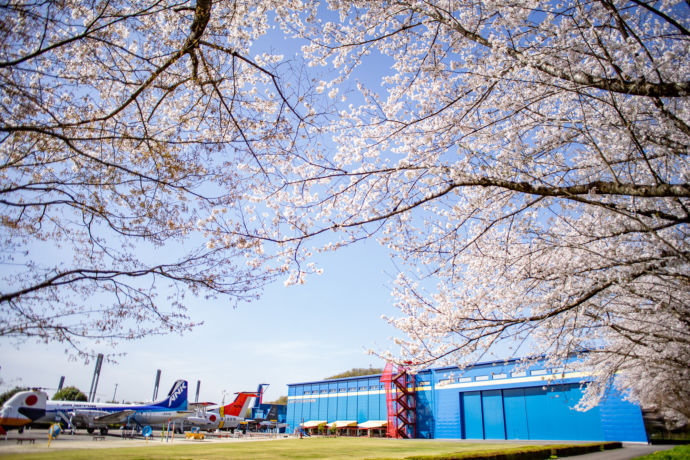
52,386,87,401
325,368,383,380
236,0,690,424
0,0,310,357
0,386,29,407
267,395,288,405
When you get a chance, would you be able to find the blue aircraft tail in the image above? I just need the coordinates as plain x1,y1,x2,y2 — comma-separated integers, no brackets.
153,380,187,410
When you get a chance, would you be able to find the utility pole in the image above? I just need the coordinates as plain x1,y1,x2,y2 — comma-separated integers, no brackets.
88,353,104,402
112,383,118,402
152,369,161,401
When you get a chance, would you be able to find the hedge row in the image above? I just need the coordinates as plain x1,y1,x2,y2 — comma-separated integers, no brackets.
403,441,623,460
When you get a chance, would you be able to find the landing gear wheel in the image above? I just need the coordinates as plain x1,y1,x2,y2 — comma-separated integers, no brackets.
100,427,108,436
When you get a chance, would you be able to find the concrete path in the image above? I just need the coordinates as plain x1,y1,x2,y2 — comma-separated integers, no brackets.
567,443,675,459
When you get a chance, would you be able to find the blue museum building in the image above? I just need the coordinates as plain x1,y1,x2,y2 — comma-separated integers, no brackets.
286,357,648,442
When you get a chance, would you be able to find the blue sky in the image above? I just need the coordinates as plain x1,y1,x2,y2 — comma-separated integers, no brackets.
0,237,402,404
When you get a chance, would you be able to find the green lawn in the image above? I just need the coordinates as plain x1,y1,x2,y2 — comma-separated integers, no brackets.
1,437,533,460
632,445,690,459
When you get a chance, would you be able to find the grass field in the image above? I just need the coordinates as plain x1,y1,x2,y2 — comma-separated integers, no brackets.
0,437,536,460
632,445,690,459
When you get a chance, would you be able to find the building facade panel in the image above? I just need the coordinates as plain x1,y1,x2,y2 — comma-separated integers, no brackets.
434,386,462,439
327,382,338,421
357,381,368,423
482,389,506,439
346,387,358,421
336,395,347,420
415,388,434,438
503,388,529,439
460,391,483,439
599,389,648,442
317,383,328,421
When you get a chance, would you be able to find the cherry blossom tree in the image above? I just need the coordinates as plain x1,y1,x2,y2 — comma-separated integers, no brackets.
3,0,688,425
0,0,310,356
245,1,689,422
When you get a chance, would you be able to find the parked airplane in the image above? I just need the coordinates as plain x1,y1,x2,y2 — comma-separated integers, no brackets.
37,380,188,435
0,390,48,434
254,404,282,423
186,391,258,432
248,405,287,432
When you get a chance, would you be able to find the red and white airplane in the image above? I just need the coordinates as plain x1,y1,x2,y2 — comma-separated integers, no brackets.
186,391,258,431
0,389,48,434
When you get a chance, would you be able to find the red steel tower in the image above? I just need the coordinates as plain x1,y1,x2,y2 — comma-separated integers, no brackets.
380,362,416,438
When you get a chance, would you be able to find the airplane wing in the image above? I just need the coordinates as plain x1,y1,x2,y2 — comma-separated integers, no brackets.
92,409,137,424
188,402,215,409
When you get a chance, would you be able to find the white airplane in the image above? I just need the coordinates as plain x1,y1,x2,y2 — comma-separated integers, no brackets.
36,380,189,435
186,391,258,432
0,389,48,434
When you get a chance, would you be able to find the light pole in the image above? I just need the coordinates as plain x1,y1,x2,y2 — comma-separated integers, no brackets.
112,383,118,402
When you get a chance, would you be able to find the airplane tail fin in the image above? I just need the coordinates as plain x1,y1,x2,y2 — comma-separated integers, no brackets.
153,380,187,410
255,384,268,407
0,390,47,431
266,404,278,420
221,392,258,418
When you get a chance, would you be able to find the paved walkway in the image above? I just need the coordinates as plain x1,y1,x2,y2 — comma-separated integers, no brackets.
568,443,675,459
